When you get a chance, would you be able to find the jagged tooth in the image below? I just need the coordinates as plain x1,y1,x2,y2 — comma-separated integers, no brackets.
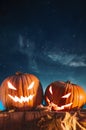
24,96,28,102
8,94,16,101
63,102,73,107
20,96,24,103
8,95,34,103
15,96,22,103
29,95,34,100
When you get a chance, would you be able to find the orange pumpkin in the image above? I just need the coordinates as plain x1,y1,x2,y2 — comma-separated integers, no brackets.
0,72,43,110
45,81,86,111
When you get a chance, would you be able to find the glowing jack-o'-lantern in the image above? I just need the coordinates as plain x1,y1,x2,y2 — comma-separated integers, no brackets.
45,81,86,111
0,72,43,110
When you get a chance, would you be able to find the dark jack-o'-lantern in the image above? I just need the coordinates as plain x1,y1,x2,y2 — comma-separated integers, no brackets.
45,81,86,111
0,72,43,110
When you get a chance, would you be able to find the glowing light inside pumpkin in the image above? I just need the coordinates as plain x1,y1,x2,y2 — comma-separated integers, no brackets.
52,102,73,110
47,97,73,110
8,94,34,103
8,81,17,90
62,102,73,108
62,93,71,98
8,81,35,103
46,97,51,103
47,88,73,110
49,86,53,95
28,81,34,90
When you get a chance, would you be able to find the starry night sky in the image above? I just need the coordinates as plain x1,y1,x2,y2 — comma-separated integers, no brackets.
0,0,86,92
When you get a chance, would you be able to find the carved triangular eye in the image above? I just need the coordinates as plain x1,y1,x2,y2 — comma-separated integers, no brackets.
8,81,17,90
61,93,71,98
49,86,53,95
28,81,34,90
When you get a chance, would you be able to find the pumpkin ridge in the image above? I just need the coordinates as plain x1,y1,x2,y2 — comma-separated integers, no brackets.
29,74,36,107
20,75,30,108
65,82,70,108
0,72,43,111
71,83,74,109
76,85,79,108
8,76,17,108
62,82,68,106
45,80,86,111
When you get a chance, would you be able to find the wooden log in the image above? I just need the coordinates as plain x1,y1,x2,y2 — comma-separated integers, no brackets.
0,110,51,130
0,109,86,130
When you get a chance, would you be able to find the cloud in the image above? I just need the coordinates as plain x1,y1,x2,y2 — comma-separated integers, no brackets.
45,51,86,67
69,61,86,67
17,35,39,72
18,35,35,56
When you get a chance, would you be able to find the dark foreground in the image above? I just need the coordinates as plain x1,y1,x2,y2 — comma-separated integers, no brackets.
0,109,86,130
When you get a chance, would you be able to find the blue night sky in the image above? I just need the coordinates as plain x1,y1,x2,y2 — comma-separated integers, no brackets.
0,0,86,94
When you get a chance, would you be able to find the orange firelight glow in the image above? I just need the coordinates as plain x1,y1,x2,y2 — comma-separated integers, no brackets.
8,94,34,103
8,81,17,90
8,81,35,103
28,81,35,90
47,88,73,110
62,93,71,98
49,86,53,95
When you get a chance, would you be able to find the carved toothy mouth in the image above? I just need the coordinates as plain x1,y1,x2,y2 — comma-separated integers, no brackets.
8,94,34,103
46,97,73,110
47,85,73,110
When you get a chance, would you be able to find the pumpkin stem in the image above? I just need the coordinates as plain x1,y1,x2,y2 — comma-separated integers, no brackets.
15,72,23,75
66,80,71,84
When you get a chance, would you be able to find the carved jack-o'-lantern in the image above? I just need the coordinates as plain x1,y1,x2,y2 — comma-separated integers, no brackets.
0,72,43,110
45,81,86,111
